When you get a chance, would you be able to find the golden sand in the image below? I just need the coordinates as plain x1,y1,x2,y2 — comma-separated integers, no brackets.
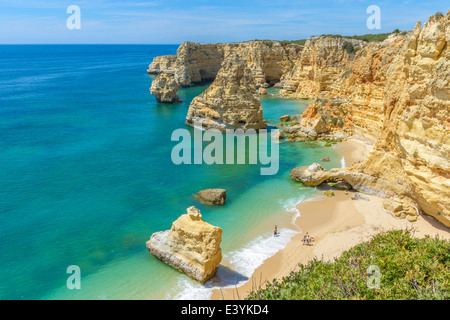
211,138,450,300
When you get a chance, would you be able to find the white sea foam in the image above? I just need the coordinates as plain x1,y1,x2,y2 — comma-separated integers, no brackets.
169,192,326,300
280,195,305,224
169,228,298,300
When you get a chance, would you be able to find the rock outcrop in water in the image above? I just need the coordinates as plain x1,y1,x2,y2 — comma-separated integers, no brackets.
186,54,266,131
197,189,227,205
147,206,222,284
149,73,181,103
147,41,303,88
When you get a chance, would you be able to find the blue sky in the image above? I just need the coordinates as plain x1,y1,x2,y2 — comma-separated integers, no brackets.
0,0,448,44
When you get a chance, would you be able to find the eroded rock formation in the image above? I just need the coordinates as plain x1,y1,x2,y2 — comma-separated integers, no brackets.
186,54,266,131
279,37,366,98
147,41,303,89
355,12,450,226
147,206,222,284
146,11,450,227
288,12,449,226
147,55,177,75
149,73,181,103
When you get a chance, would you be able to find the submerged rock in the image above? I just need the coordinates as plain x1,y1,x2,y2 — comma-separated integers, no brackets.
147,206,222,284
197,189,226,205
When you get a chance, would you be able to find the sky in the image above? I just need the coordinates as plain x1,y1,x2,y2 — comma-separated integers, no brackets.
0,0,448,44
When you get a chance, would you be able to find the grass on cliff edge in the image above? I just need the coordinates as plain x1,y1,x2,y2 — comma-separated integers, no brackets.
277,29,406,45
246,229,450,300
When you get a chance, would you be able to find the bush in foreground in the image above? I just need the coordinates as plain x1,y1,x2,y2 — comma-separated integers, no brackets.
247,230,449,300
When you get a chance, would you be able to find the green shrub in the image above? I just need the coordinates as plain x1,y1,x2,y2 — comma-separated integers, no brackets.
247,230,450,300
263,40,273,48
280,39,307,46
343,41,355,54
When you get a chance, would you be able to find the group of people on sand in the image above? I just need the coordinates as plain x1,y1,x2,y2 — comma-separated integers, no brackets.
301,232,314,246
274,226,314,246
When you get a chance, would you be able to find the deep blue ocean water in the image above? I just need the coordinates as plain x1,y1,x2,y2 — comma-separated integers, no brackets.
0,45,342,299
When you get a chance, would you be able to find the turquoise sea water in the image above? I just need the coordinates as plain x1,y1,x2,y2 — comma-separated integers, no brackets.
0,45,342,300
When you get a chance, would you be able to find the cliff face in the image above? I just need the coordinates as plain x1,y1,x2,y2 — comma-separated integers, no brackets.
147,55,177,75
147,206,222,284
186,54,266,131
293,36,407,143
173,42,224,87
291,11,450,226
354,12,450,226
147,41,303,88
221,41,302,88
279,37,366,99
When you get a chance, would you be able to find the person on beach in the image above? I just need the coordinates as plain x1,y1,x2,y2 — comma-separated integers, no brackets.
303,232,315,246
302,235,307,245
274,225,279,237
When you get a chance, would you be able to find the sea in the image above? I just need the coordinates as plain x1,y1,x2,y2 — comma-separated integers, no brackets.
0,45,342,299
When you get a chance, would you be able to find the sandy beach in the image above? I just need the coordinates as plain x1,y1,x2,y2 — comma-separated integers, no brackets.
211,138,450,300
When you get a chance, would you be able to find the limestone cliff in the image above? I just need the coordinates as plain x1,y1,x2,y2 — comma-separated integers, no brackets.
147,206,222,284
146,12,449,227
279,37,366,98
186,54,266,131
173,42,224,87
290,11,450,226
354,12,450,226
147,55,177,74
148,41,303,88
221,41,302,88
281,34,405,143
149,73,181,103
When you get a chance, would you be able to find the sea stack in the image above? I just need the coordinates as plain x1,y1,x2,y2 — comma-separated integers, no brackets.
146,206,222,284
149,73,182,103
185,54,266,131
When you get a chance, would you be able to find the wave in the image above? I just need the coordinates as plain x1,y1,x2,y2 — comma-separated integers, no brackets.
280,195,305,224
